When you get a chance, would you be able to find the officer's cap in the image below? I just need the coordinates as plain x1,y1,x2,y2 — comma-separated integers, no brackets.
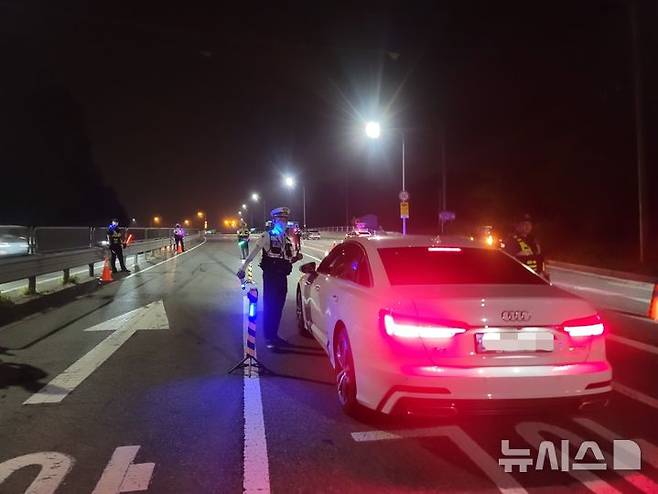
271,207,290,218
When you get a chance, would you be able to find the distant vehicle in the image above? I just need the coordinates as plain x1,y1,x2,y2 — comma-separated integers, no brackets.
296,235,611,417
0,233,30,257
302,229,321,240
345,229,371,239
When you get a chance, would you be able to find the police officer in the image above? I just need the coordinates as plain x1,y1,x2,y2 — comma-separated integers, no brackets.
504,213,545,276
237,207,303,349
237,221,250,260
107,219,130,273
173,223,186,252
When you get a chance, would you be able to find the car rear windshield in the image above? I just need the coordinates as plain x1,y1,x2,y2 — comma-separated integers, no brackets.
377,247,545,285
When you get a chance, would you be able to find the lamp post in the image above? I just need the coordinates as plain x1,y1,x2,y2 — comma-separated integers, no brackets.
251,193,264,227
365,121,407,235
283,175,306,228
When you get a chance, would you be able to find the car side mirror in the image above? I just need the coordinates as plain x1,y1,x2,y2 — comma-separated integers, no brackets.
300,262,316,274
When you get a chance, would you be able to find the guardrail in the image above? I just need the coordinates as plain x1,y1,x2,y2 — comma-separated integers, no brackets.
547,261,657,318
0,226,203,294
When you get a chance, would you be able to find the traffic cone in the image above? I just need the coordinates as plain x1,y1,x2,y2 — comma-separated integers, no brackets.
176,243,183,254
100,256,113,283
649,284,658,321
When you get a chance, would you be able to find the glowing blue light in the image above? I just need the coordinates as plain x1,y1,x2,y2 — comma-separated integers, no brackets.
249,302,256,318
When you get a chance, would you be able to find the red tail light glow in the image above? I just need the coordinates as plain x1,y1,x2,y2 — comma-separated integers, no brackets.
562,314,604,337
383,313,466,339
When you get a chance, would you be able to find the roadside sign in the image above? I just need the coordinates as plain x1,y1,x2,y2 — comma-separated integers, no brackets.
398,190,409,202
439,210,456,222
400,201,409,219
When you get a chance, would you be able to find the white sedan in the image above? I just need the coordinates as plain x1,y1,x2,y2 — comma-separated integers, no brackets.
296,235,612,417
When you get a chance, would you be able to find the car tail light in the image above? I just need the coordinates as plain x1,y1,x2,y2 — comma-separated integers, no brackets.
562,314,605,337
382,312,467,340
427,247,461,252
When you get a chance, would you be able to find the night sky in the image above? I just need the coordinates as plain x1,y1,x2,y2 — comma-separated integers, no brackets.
1,1,656,266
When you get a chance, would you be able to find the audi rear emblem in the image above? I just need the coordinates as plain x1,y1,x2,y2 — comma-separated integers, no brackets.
501,310,531,322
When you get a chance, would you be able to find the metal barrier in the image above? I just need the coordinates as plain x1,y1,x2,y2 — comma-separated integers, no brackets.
547,261,657,317
0,226,203,294
0,226,193,257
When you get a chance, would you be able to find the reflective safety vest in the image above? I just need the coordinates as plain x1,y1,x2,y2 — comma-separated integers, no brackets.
108,229,123,247
262,231,294,261
509,234,543,273
237,228,250,241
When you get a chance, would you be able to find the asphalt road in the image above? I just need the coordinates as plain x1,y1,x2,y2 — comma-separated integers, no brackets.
0,235,657,493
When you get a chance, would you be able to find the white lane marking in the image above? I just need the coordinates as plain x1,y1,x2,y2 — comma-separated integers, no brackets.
302,244,328,254
351,426,526,494
613,382,658,410
242,291,271,494
607,334,658,355
124,238,206,279
92,445,155,494
301,251,323,263
0,452,74,494
23,301,169,405
572,418,658,469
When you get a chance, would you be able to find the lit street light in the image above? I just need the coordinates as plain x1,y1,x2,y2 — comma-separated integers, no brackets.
283,175,307,228
153,216,161,226
365,121,408,235
365,121,381,139
242,204,247,210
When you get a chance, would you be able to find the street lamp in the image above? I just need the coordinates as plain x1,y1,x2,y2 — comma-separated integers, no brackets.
283,175,307,228
365,121,408,235
365,121,381,139
184,219,190,227
153,216,161,226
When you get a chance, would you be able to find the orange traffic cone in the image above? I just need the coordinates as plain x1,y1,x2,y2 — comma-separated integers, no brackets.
649,284,658,321
100,256,113,283
176,243,183,254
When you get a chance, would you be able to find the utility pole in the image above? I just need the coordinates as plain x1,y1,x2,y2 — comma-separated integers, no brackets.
630,0,647,263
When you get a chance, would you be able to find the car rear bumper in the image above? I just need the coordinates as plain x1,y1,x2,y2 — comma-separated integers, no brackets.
362,361,612,414
389,393,612,417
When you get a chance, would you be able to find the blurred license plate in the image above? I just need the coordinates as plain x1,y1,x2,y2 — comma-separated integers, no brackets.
475,331,554,353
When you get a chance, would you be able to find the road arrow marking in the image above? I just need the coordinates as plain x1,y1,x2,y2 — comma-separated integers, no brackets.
0,452,74,494
92,445,155,494
23,301,169,405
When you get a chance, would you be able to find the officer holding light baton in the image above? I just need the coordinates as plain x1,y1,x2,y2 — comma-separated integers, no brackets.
237,207,303,349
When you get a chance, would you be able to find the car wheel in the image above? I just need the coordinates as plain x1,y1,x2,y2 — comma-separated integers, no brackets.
334,329,358,415
296,288,311,337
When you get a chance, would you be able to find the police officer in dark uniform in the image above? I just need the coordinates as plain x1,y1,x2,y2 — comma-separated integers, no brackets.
107,219,130,273
504,213,545,276
237,207,302,349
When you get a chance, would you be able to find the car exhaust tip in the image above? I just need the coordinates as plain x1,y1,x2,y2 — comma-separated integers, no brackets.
578,397,609,412
405,405,458,418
